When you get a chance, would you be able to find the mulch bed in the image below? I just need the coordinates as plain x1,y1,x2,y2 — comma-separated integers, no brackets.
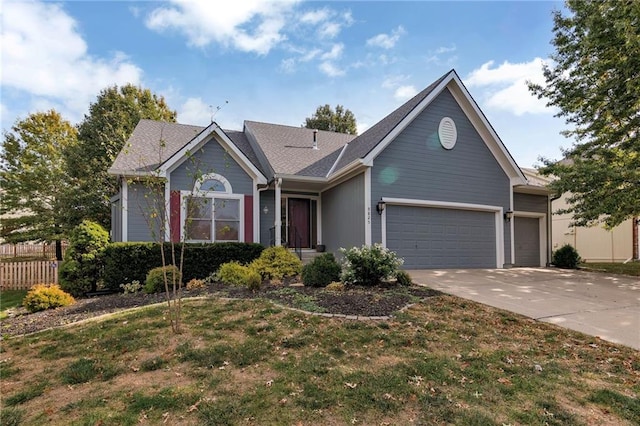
1,282,441,338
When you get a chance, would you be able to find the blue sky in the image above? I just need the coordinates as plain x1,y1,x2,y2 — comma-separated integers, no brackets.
1,0,569,168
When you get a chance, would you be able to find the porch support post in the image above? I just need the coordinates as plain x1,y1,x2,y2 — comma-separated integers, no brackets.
275,178,282,246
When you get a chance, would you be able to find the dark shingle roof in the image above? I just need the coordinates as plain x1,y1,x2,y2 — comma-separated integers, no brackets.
109,119,204,174
244,121,356,177
331,70,452,173
222,129,266,176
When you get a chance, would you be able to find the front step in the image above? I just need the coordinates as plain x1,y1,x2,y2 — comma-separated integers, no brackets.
295,250,324,265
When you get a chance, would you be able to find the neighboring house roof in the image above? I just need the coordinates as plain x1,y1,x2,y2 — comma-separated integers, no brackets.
522,167,551,187
243,121,355,177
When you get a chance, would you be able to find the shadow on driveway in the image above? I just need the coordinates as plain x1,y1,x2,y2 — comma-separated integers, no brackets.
409,268,640,350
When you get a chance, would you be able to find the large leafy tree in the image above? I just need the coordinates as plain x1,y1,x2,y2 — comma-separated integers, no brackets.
529,0,640,227
64,84,176,230
0,110,77,258
303,104,357,135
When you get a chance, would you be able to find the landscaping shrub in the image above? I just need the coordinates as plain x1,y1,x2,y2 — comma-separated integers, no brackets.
250,246,302,280
144,265,182,294
103,242,263,291
553,244,581,269
120,280,142,294
216,262,262,290
340,244,404,286
23,284,75,313
186,278,206,291
325,281,345,292
302,253,341,287
59,220,109,296
396,270,412,286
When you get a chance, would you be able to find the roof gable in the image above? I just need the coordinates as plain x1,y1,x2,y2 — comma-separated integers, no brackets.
329,69,526,184
109,120,204,175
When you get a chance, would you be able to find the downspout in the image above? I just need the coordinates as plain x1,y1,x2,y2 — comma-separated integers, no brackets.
547,193,561,266
633,217,639,261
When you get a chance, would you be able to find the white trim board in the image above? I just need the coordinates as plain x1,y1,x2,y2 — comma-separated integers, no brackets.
381,197,506,268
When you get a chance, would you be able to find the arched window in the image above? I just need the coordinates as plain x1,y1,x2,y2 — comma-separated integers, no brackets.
183,173,242,243
193,173,232,194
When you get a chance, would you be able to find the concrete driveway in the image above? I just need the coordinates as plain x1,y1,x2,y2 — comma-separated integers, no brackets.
409,268,640,350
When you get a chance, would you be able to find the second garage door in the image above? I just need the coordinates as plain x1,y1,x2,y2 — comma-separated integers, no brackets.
386,205,497,269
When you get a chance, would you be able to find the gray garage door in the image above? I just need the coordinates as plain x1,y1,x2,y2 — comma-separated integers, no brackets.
386,205,496,269
514,217,540,267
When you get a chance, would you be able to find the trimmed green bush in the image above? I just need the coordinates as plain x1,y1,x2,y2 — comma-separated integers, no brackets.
23,284,75,313
302,253,341,287
59,220,109,296
553,244,581,269
340,244,404,286
216,262,249,286
144,265,182,294
103,242,263,291
250,246,302,280
395,270,412,286
216,262,262,290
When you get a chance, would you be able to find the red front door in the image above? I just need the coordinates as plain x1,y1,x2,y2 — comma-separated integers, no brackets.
288,198,310,248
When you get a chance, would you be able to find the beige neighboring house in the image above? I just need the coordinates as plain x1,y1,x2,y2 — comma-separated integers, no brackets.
523,168,639,263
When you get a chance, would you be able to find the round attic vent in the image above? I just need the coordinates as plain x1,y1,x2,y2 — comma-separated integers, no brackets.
438,117,457,150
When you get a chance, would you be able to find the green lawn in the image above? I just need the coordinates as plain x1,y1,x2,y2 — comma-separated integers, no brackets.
0,290,27,319
581,261,640,276
1,295,638,425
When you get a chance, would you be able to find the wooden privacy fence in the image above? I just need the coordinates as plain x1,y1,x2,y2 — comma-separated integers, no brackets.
0,261,60,290
0,242,67,259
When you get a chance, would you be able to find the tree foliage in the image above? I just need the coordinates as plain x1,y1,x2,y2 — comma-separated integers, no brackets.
0,110,77,244
303,104,357,135
63,84,177,230
529,0,640,227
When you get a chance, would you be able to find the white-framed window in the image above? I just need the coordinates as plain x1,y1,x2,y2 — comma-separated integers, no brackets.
180,173,243,242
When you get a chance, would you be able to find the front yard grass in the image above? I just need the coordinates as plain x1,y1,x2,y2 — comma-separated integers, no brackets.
581,261,640,276
1,295,638,425
0,290,27,320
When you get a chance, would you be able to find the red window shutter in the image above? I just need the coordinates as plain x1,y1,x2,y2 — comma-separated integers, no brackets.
244,195,253,243
170,191,181,242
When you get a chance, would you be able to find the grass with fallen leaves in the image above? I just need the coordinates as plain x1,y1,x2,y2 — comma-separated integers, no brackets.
1,295,638,425
0,290,27,320
582,261,640,277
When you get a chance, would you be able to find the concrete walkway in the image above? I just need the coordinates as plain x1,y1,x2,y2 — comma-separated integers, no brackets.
409,268,640,350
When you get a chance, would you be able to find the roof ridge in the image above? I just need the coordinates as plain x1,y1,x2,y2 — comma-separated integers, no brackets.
244,119,353,136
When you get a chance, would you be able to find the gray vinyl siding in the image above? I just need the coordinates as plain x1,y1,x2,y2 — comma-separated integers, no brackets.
110,194,122,242
169,136,253,194
514,193,548,214
127,182,163,242
370,88,512,264
321,173,365,255
259,190,276,246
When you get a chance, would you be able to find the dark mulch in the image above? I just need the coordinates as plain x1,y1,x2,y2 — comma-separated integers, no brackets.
1,282,440,338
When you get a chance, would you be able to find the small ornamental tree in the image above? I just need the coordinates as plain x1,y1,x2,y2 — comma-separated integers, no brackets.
59,220,109,296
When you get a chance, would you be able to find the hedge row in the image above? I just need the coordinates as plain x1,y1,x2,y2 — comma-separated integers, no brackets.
102,242,264,291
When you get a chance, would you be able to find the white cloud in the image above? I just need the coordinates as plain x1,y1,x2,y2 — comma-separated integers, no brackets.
465,59,552,115
178,97,214,125
0,1,142,127
146,0,298,55
280,58,296,73
382,74,410,89
394,85,417,101
366,26,406,49
300,8,330,24
321,43,344,60
319,62,345,77
425,44,457,66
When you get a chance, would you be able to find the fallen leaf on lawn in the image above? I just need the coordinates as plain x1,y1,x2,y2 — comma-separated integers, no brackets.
266,380,273,387
497,377,512,385
345,382,358,389
130,366,140,372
